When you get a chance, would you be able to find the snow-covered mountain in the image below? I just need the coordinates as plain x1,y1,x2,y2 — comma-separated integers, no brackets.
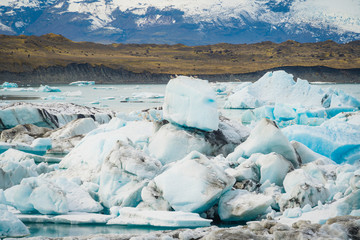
0,0,359,44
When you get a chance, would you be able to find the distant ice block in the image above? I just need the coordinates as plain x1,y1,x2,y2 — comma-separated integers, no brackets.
0,102,113,130
108,207,212,227
225,70,360,109
42,95,65,100
132,92,164,99
69,81,95,86
38,85,61,92
154,151,235,213
218,189,273,221
227,118,299,168
163,76,219,132
0,204,29,238
1,82,18,88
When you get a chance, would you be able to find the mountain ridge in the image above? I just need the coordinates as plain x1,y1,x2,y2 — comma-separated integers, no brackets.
0,34,359,84
0,0,359,45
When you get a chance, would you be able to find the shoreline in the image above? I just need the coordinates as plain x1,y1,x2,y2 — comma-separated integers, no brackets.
1,65,360,85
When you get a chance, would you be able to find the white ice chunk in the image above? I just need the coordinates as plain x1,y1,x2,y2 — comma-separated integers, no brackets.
148,123,211,165
255,152,294,186
1,82,18,88
54,178,103,213
0,204,29,237
107,207,212,227
227,118,298,168
163,76,219,131
38,85,61,92
224,71,359,110
98,141,161,208
154,151,235,213
48,118,97,139
290,141,334,165
218,189,273,221
69,81,95,86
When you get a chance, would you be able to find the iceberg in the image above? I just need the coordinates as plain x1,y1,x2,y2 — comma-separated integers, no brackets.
149,119,249,165
148,123,211,165
69,81,95,86
38,85,61,92
98,140,161,208
0,102,113,130
0,204,29,237
163,76,219,132
218,189,273,221
59,120,154,180
132,92,164,99
4,176,102,215
1,82,18,88
108,207,212,228
255,153,294,186
154,151,235,213
0,157,42,190
283,112,360,164
227,118,299,168
224,70,360,109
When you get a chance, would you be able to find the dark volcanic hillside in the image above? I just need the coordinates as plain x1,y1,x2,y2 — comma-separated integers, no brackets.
0,34,359,84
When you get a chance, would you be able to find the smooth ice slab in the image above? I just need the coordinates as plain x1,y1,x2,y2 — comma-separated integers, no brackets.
154,151,235,213
163,76,219,131
107,207,212,227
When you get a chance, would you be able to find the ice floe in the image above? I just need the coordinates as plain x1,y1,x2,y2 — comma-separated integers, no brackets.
69,81,95,86
108,207,212,227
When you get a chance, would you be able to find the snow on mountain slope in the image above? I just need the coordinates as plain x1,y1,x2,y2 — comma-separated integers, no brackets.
0,0,359,44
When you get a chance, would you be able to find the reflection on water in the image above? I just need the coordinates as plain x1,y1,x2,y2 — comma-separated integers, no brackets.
0,95,40,100
27,223,172,238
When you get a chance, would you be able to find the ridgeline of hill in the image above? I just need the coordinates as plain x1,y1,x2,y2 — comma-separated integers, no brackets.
0,34,359,84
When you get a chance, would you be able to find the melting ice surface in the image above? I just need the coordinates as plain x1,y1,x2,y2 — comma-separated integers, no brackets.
0,71,360,238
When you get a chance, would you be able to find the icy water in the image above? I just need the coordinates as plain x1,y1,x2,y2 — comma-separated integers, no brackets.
27,223,175,238
1,83,360,116
1,82,360,238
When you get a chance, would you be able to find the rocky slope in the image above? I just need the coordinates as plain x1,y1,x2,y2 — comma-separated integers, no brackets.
0,34,359,84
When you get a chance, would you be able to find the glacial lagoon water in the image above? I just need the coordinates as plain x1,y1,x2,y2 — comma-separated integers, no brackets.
1,82,360,238
1,83,360,117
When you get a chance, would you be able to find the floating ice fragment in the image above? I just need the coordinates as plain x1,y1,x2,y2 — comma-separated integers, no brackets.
108,207,212,227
